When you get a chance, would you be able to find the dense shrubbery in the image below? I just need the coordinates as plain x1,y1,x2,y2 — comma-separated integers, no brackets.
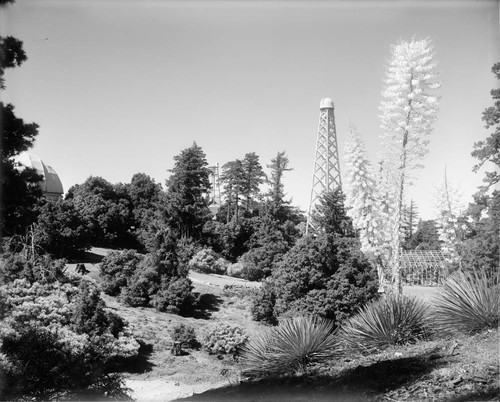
434,269,499,334
188,248,226,274
338,293,432,354
99,249,143,296
202,323,248,356
251,234,378,327
241,316,340,379
0,256,139,400
169,323,199,349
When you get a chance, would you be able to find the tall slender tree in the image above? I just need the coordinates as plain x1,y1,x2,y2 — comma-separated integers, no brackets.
379,38,441,292
241,152,265,213
220,159,245,223
165,142,211,239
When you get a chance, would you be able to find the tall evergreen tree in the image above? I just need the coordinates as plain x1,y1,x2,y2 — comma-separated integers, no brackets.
241,152,265,213
165,142,211,239
379,38,441,292
402,199,419,245
220,159,245,224
0,9,43,238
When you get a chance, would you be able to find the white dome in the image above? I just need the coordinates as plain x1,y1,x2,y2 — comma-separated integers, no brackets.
13,152,64,199
320,98,334,109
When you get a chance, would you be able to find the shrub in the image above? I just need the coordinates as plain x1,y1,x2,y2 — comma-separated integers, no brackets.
151,277,195,315
338,293,431,354
251,281,277,325
0,253,67,285
0,276,139,400
169,323,199,348
188,248,225,274
202,323,248,356
99,249,143,296
252,235,378,327
434,269,500,333
226,262,244,278
241,316,340,379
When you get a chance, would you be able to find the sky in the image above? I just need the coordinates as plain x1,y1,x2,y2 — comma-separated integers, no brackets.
1,0,499,219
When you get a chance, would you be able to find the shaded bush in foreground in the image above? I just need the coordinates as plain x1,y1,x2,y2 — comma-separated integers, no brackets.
241,316,340,379
338,293,431,354
434,269,499,333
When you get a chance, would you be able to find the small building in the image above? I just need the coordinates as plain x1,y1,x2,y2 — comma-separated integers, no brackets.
401,249,445,286
13,152,64,200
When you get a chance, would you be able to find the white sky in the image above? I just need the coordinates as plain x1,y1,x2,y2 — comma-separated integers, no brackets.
1,0,499,219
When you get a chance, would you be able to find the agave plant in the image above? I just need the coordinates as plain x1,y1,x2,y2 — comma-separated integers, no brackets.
433,269,499,333
241,316,340,379
338,293,431,354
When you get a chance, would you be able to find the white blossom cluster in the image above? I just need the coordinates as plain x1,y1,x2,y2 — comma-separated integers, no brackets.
435,177,465,265
344,125,394,274
379,38,441,177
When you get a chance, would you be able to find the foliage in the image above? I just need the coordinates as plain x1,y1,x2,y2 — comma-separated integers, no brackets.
33,198,92,259
472,62,500,191
459,192,499,277
338,293,432,354
404,219,441,250
66,176,136,248
164,142,212,239
241,316,340,379
151,277,195,315
379,38,441,292
169,323,199,349
252,234,378,326
99,249,143,296
226,262,244,278
311,189,355,238
188,248,225,274
433,270,499,333
0,268,138,400
202,323,248,356
0,252,67,285
251,281,277,325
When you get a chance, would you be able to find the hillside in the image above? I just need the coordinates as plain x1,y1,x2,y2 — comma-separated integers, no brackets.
69,248,499,402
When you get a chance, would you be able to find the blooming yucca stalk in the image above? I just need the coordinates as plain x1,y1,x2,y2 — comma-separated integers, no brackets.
338,293,432,354
344,123,393,291
241,316,340,379
379,38,441,293
434,270,499,333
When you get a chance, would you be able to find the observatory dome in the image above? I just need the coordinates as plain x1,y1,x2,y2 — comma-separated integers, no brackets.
13,152,64,200
320,98,334,109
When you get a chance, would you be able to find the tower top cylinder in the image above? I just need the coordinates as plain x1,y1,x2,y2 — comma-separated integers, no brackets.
319,98,334,109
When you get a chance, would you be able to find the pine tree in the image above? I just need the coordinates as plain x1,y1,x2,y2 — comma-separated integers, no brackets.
379,38,441,293
165,142,211,239
241,152,265,213
402,199,419,245
220,159,245,223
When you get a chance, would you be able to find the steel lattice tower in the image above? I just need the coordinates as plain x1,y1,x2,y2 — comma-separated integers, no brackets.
306,98,342,234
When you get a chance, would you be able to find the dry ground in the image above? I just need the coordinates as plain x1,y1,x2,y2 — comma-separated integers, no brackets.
68,248,499,402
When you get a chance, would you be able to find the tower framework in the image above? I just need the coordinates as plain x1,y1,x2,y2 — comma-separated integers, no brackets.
306,98,342,234
208,164,221,216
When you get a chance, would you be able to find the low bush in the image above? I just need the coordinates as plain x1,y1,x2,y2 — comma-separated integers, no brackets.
226,262,244,278
99,249,143,296
434,269,499,333
338,293,431,354
202,323,247,356
0,274,139,400
151,277,195,315
188,248,225,274
241,316,340,379
169,323,199,349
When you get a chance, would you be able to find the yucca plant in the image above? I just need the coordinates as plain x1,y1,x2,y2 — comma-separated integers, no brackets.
338,293,431,354
433,269,499,333
241,316,340,379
